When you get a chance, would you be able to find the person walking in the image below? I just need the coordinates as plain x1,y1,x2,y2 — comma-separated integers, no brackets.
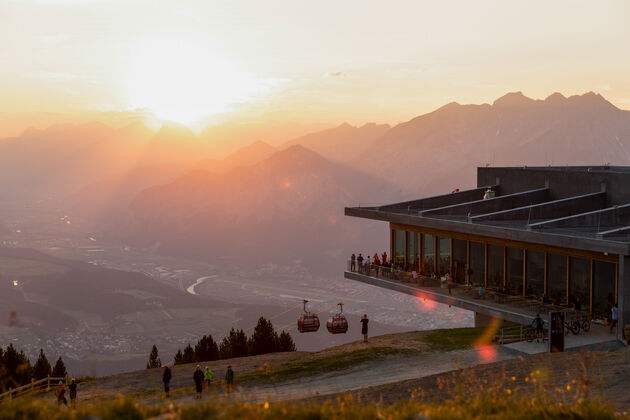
68,378,77,408
360,314,369,343
204,366,213,388
610,303,618,334
382,252,387,265
350,253,356,271
193,365,204,399
225,365,234,393
55,381,68,407
531,313,544,342
162,365,172,398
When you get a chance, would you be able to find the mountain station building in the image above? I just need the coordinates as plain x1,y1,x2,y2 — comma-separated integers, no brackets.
345,166,630,344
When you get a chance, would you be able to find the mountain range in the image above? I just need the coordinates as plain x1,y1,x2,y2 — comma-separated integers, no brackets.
2,91,629,271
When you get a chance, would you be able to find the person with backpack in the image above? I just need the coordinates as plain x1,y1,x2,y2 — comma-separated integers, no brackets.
225,365,234,393
204,366,213,388
68,378,77,408
162,365,172,398
193,365,204,399
55,381,68,407
531,313,544,342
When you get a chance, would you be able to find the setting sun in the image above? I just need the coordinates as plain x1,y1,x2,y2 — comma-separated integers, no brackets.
124,34,265,124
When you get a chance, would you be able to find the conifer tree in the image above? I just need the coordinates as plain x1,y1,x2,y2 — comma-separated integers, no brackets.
173,349,184,365
277,331,297,352
146,344,162,369
219,328,248,359
32,349,52,379
182,344,195,364
194,335,219,362
2,344,32,387
51,356,67,378
249,317,278,355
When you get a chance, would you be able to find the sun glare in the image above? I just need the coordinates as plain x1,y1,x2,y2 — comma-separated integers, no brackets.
125,35,264,125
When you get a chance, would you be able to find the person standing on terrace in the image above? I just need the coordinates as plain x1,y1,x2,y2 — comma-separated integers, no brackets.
382,252,387,265
350,253,356,271
357,253,364,271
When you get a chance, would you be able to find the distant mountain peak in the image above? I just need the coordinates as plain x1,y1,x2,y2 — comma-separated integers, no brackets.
568,91,616,108
545,92,567,104
492,91,535,107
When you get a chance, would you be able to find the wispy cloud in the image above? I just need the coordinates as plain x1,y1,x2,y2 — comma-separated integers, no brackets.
326,71,347,78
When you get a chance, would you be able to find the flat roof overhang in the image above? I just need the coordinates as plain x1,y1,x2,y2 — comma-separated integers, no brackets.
345,206,630,256
345,271,541,325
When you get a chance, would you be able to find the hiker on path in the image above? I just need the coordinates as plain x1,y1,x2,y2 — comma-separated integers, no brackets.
204,366,213,388
68,378,77,408
360,314,369,343
162,365,172,398
55,381,68,407
225,365,234,393
193,365,204,399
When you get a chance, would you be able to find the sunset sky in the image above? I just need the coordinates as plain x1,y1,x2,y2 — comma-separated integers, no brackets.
1,0,629,136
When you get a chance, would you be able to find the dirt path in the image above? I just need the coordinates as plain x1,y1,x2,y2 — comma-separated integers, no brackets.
228,346,517,402
315,347,630,413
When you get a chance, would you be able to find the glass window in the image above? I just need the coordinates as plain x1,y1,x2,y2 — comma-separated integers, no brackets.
422,234,435,275
569,257,590,313
393,230,405,264
452,239,467,284
407,232,419,268
437,237,451,275
593,260,616,318
547,253,567,305
506,247,524,295
487,244,504,290
526,250,545,297
469,241,485,286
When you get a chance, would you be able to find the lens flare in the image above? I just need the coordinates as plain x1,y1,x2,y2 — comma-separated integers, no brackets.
413,291,437,311
474,316,502,362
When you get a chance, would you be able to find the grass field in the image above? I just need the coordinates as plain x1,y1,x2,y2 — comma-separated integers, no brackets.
0,391,621,420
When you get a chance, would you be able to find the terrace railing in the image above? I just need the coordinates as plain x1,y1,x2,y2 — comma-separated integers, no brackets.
0,375,68,401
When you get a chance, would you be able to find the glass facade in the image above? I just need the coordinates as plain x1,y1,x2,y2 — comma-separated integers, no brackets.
469,241,485,286
407,232,419,267
487,244,504,290
437,237,451,275
593,260,616,317
569,257,590,312
422,234,435,275
506,247,524,295
452,239,467,284
384,227,618,315
526,250,545,297
547,253,567,304
393,229,405,264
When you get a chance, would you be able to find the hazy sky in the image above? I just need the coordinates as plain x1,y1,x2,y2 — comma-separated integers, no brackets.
1,0,629,135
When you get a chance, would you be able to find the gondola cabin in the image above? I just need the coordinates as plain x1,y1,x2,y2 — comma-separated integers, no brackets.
297,299,320,333
326,302,348,334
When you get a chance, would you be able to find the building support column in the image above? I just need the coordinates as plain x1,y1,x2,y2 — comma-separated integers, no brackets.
618,255,630,343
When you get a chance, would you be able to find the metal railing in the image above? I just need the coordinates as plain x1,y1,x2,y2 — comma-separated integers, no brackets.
0,375,68,401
